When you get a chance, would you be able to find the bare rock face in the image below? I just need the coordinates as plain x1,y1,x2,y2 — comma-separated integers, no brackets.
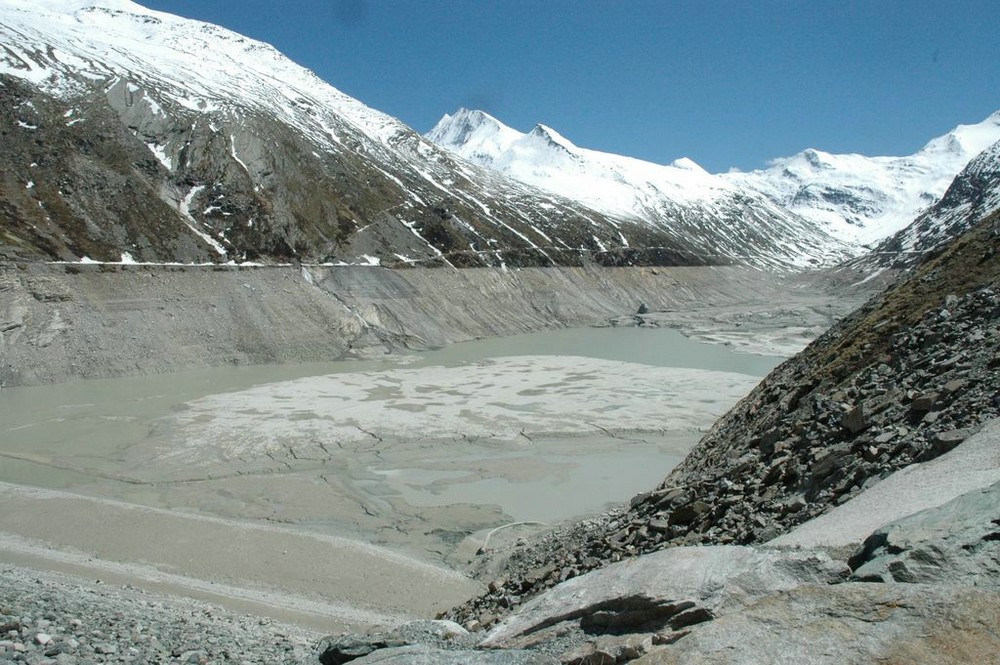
480,546,849,649
631,583,1000,665
850,480,1000,585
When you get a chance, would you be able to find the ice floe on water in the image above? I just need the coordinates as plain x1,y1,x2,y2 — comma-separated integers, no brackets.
148,355,760,465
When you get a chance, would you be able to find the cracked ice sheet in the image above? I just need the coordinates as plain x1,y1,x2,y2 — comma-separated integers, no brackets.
133,355,758,470
115,355,760,524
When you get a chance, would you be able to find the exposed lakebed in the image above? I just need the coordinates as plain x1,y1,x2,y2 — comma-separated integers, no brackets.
0,326,782,629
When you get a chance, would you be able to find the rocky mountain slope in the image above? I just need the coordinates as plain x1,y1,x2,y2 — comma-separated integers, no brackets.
860,139,1000,270
430,187,1000,663
428,109,1000,258
0,1,669,268
0,0,841,270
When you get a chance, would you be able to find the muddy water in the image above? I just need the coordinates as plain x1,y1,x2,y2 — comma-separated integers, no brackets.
0,326,782,540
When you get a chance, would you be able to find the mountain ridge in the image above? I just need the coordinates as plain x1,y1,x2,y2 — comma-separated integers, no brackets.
1,0,854,270
428,109,852,269
428,107,1000,254
3,0,728,269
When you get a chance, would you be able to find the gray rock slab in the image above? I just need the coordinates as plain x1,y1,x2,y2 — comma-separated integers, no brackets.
632,583,1000,665
348,644,559,664
851,480,1000,585
769,418,1000,550
481,545,848,647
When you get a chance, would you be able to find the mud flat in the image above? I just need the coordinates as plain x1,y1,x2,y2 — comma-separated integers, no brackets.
0,263,874,633
0,323,781,630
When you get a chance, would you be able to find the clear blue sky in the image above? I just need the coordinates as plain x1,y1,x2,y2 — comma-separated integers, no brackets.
141,0,999,173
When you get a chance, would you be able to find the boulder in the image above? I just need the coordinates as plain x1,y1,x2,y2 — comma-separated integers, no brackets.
841,404,869,433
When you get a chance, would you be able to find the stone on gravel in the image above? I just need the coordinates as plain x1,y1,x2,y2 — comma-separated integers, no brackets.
0,565,317,665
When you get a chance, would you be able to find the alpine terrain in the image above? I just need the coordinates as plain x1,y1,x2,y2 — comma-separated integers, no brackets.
428,108,1000,255
0,1,998,665
0,0,835,270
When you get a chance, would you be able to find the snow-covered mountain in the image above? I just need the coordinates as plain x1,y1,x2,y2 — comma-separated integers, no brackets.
0,0,724,268
728,112,1000,247
428,109,1000,259
427,109,851,268
860,139,1000,270
4,1,987,271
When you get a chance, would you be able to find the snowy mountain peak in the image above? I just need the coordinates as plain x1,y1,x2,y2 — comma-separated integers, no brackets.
528,124,577,151
426,109,852,268
425,108,520,167
427,107,501,143
669,157,709,174
917,110,1000,159
726,111,1000,246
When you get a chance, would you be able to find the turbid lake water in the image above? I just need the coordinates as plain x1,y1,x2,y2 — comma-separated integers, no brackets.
0,326,782,531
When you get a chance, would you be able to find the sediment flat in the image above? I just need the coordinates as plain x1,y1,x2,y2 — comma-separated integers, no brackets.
0,482,478,633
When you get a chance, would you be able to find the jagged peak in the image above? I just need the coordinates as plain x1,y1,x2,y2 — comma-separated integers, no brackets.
425,108,522,165
427,108,510,143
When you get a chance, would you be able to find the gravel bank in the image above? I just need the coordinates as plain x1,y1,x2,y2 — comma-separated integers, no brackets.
0,564,321,664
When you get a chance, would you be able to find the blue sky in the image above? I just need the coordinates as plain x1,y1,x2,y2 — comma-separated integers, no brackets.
141,0,999,173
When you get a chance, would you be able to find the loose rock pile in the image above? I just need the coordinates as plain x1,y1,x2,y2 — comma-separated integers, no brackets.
0,567,317,665
448,210,1000,631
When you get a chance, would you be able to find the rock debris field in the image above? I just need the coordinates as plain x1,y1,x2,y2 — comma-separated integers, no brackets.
0,566,320,664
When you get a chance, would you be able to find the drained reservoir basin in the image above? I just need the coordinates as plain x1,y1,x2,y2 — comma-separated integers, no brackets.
0,326,781,629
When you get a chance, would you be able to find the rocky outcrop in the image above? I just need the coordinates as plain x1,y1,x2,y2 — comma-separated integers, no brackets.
480,547,849,649
315,620,559,665
849,480,1000,585
631,583,1000,665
